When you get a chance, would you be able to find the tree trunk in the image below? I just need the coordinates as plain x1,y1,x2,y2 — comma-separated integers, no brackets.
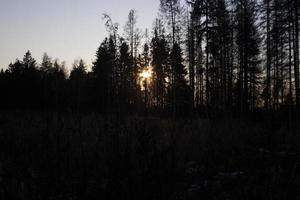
294,1,300,108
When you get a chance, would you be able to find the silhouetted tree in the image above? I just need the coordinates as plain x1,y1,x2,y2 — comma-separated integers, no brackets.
1,1,300,118
170,43,190,116
160,0,182,45
234,0,261,114
92,37,116,113
70,59,87,111
151,27,170,111
124,9,142,110
118,41,135,112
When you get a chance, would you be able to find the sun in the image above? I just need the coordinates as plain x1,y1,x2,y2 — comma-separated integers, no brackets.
139,67,153,90
139,67,153,80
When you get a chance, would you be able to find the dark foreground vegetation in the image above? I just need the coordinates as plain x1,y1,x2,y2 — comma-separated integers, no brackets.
0,111,300,200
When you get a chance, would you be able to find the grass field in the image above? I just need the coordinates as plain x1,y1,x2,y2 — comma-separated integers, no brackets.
0,111,300,199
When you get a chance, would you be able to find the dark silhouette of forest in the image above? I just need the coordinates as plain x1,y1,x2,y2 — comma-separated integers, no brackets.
1,0,300,118
0,0,300,199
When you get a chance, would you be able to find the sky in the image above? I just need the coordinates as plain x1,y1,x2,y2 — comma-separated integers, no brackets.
0,0,160,71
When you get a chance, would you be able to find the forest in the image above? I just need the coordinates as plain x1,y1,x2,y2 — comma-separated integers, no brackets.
0,0,300,199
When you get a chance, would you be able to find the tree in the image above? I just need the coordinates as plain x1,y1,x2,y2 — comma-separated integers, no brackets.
92,37,116,113
293,0,300,108
103,14,119,45
51,60,67,111
23,50,36,70
259,0,295,109
188,0,234,113
215,0,234,110
141,43,151,68
118,41,135,112
70,59,87,80
262,0,272,110
170,43,190,116
160,0,182,45
235,0,261,113
8,59,24,76
40,53,53,74
124,9,142,62
70,59,87,111
187,0,205,108
151,27,170,110
124,9,142,108
23,51,41,109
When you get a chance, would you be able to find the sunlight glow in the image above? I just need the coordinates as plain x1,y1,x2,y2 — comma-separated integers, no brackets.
139,67,153,91
139,68,152,80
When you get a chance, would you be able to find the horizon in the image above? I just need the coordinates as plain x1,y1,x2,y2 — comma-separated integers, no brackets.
0,0,160,71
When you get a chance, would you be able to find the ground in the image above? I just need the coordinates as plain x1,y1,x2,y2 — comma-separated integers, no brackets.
0,111,299,199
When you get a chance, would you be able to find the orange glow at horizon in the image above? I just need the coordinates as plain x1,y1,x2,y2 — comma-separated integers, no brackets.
139,67,153,90
139,68,152,80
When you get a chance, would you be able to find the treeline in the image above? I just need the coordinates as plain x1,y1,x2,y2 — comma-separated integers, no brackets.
186,0,299,114
0,0,299,117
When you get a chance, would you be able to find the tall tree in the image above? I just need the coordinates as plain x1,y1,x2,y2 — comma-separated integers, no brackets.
151,27,170,110
92,37,116,113
70,59,87,111
235,0,261,113
263,0,272,110
40,53,53,74
124,10,139,61
187,4,196,110
118,41,135,112
124,9,141,108
293,0,300,108
170,43,190,116
160,0,181,45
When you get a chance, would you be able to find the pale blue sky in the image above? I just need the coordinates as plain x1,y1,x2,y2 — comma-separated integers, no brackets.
0,0,160,70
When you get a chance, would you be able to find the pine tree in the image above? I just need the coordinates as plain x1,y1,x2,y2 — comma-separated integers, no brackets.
160,0,181,45
70,59,87,111
293,0,300,108
170,43,190,116
92,37,116,113
119,41,135,112
235,0,261,113
151,28,170,110
40,53,53,74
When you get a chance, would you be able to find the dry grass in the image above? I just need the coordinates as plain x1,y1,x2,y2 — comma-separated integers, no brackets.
0,111,299,199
